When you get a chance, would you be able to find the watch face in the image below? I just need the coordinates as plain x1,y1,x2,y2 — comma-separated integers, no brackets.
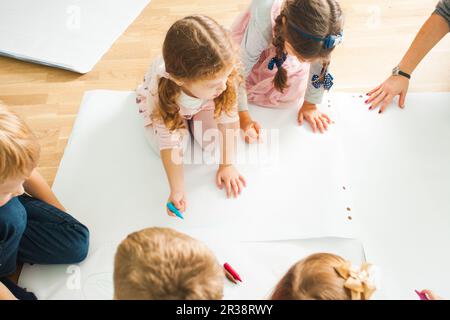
392,66,399,75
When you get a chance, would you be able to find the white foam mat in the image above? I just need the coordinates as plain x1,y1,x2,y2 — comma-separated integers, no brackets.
332,92,450,299
18,90,450,300
0,0,151,73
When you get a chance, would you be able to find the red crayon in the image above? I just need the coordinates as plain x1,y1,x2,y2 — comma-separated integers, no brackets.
415,290,429,300
224,263,242,282
224,269,238,284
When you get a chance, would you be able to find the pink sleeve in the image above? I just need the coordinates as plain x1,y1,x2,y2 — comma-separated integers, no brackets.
150,120,188,151
136,56,167,127
137,56,190,150
136,72,154,127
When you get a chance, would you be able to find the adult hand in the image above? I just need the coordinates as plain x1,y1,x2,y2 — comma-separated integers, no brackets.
366,75,409,113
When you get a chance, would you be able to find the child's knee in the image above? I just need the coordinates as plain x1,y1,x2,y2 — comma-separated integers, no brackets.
0,198,27,242
64,224,90,264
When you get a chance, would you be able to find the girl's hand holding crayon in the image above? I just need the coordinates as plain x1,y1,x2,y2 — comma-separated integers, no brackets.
298,101,332,134
167,191,186,217
216,165,246,199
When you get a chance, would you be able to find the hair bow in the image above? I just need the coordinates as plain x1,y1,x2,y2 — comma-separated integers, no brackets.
334,261,376,300
268,52,287,70
312,73,334,90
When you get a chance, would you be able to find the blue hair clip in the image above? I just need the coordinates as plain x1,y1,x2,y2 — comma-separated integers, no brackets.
312,73,334,90
323,33,344,49
287,21,343,49
268,52,287,70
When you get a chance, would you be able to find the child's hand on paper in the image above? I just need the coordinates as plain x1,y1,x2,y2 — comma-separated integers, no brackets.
298,101,331,133
366,75,409,113
167,191,186,217
216,165,246,198
420,289,443,300
239,111,261,144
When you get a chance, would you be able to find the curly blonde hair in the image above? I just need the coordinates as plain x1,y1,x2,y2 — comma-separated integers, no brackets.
155,15,241,131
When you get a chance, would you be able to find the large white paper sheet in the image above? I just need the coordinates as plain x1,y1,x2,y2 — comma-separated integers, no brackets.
19,237,366,300
17,89,357,299
17,91,450,300
45,90,354,243
331,92,450,299
0,0,151,73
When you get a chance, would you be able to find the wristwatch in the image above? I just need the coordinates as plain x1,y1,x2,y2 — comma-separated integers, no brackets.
392,66,411,79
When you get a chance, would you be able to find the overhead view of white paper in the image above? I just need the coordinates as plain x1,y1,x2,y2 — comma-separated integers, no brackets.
17,90,450,300
44,90,354,245
0,0,151,73
330,92,450,299
19,237,367,300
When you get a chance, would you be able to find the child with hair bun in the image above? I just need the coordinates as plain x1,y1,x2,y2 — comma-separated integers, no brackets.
271,253,376,300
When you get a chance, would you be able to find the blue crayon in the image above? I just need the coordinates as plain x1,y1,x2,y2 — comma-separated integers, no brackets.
166,202,184,219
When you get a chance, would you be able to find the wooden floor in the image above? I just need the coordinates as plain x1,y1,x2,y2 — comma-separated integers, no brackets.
0,0,449,185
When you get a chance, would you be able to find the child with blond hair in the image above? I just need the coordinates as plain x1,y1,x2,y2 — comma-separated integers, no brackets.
114,227,223,300
0,103,89,300
271,253,376,300
136,15,247,217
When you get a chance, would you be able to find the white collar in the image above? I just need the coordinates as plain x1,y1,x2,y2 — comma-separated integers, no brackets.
178,90,206,111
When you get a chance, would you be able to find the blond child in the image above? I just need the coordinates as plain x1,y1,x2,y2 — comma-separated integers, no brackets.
0,103,89,300
114,227,223,300
136,15,247,217
271,253,376,300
